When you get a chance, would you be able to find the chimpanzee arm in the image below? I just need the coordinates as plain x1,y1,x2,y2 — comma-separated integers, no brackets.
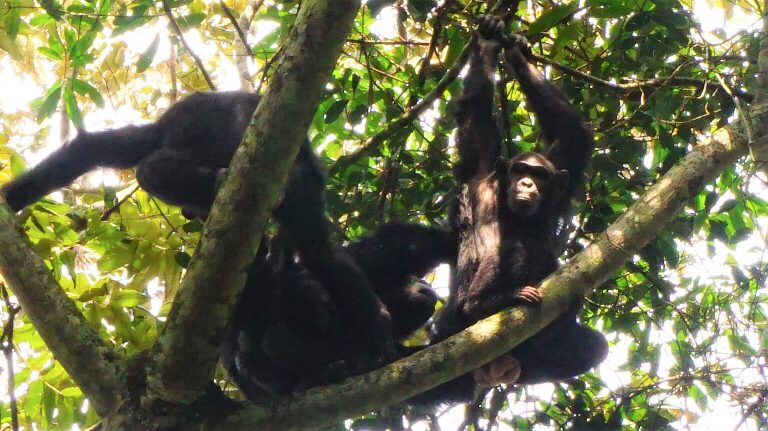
2,125,161,211
454,31,504,183
501,39,594,197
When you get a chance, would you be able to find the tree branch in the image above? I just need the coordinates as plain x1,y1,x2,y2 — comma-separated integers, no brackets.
330,41,472,174
161,0,217,91
533,53,754,102
210,119,754,431
0,206,120,416
220,0,252,57
151,0,361,402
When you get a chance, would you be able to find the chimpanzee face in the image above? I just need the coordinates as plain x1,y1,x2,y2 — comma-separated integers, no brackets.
502,152,568,217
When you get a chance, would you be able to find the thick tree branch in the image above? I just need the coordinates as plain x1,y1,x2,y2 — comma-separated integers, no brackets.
210,120,754,430
151,0,361,402
0,206,120,415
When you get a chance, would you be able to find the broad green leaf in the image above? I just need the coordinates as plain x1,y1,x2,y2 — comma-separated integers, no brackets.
136,33,160,73
528,3,579,35
110,290,149,307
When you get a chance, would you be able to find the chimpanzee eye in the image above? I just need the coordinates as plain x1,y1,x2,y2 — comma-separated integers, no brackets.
511,162,550,180
529,166,551,180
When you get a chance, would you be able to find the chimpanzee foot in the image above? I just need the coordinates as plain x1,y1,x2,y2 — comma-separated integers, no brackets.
473,354,522,386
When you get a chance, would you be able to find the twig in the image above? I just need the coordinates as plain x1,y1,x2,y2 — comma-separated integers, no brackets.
408,0,454,108
731,387,767,431
101,184,140,221
220,0,252,57
161,0,216,90
330,39,473,174
533,53,754,102
1,284,21,431
347,39,431,46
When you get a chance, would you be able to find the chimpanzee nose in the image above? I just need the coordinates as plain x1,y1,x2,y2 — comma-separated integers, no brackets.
519,177,534,190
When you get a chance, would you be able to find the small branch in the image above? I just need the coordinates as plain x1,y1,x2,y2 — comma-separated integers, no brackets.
220,0,252,58
533,53,754,102
408,0,454,108
731,386,767,431
161,0,216,91
152,0,361,403
330,40,473,174
347,38,431,46
101,184,140,221
0,206,121,415
1,284,20,431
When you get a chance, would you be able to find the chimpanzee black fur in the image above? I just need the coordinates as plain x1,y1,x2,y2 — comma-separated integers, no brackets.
412,17,607,406
0,91,399,365
222,222,457,397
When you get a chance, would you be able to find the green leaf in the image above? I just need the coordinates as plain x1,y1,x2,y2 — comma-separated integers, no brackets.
324,99,347,124
37,0,64,21
174,251,191,268
4,0,21,39
528,3,578,35
110,290,149,307
36,81,63,122
136,33,160,73
72,78,105,107
63,86,84,129
0,31,22,59
37,46,63,60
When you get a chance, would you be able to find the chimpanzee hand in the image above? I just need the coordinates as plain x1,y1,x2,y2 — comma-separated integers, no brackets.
478,15,506,42
479,15,533,60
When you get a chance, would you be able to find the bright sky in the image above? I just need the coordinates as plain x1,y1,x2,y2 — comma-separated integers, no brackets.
0,0,766,430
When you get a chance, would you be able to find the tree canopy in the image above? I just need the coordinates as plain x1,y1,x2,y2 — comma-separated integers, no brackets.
0,0,766,429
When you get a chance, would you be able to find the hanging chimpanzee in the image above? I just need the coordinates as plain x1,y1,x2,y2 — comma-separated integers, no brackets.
222,222,457,397
413,17,608,406
0,92,398,367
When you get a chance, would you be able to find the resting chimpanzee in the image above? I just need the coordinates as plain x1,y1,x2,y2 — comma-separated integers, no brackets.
0,92,397,366
412,17,607,406
222,222,457,397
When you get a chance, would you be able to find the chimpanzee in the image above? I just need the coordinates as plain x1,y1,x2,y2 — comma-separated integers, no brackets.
222,222,457,397
0,91,397,366
412,17,607,406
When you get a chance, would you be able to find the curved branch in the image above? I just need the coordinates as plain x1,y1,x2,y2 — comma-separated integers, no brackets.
208,117,753,430
0,206,120,416
151,0,361,403
534,53,754,102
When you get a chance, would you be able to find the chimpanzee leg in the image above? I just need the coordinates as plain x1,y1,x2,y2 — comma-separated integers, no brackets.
512,314,607,385
136,149,221,217
275,141,397,363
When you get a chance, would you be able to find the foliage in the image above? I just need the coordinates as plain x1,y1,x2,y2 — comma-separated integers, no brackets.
0,0,765,429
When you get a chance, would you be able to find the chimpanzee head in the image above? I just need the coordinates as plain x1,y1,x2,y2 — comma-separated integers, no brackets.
499,152,569,217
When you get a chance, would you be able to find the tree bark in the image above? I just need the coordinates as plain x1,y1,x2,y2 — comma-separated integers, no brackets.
151,0,361,402
0,205,120,416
